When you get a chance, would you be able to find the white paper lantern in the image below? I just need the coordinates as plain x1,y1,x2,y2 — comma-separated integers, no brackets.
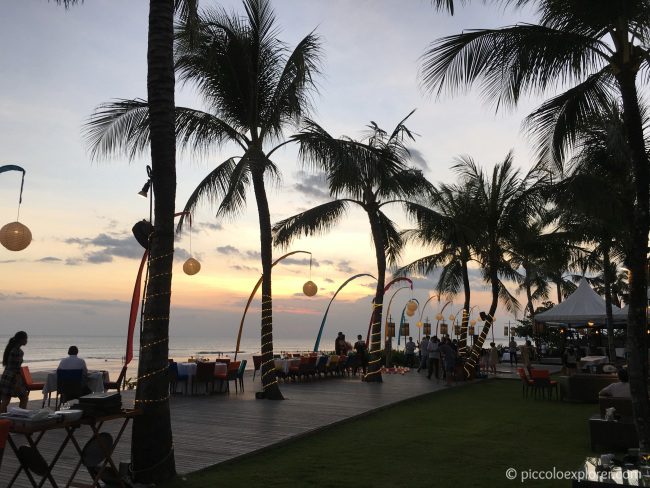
303,280,318,297
0,221,32,251
183,257,201,275
406,300,418,313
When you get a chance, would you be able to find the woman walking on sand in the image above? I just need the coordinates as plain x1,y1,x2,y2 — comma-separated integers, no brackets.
0,331,29,413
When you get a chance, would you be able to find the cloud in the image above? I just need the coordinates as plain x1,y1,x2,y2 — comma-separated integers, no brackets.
324,278,334,284
281,257,320,267
65,258,82,266
408,147,429,171
294,171,329,199
0,259,18,264
216,245,239,255
65,232,144,263
174,247,191,261
37,256,62,262
196,222,223,232
336,260,354,274
230,264,259,272
245,250,261,260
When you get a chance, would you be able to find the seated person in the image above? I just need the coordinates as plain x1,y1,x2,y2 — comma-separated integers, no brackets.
599,368,631,398
58,345,91,394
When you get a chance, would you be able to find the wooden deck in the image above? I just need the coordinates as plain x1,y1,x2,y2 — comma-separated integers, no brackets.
2,370,461,486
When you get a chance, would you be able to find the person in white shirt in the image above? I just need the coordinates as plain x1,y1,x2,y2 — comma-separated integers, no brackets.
599,369,631,398
58,346,90,392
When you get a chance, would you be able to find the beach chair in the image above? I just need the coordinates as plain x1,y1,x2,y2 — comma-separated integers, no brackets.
104,366,127,392
0,419,9,471
55,369,84,409
20,366,46,406
252,355,262,381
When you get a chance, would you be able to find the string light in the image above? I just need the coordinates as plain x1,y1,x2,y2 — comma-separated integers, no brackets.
140,337,168,350
133,365,168,383
148,251,174,262
148,272,172,281
143,316,170,322
135,395,170,404
145,291,172,300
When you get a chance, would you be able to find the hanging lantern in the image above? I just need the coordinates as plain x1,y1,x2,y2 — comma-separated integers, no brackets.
449,314,455,322
183,257,201,275
435,313,443,321
303,280,318,297
406,307,415,317
402,322,410,336
423,322,431,336
454,325,461,336
0,221,32,251
469,325,475,335
416,321,423,329
440,323,448,335
386,321,395,338
470,319,477,327
406,300,418,313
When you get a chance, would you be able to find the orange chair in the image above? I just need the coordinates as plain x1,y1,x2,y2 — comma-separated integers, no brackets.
225,361,241,393
20,366,45,406
517,368,534,398
530,369,558,400
0,419,9,470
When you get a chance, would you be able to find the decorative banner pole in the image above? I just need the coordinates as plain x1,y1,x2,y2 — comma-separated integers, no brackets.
234,250,315,360
0,164,32,251
398,298,418,346
313,273,376,352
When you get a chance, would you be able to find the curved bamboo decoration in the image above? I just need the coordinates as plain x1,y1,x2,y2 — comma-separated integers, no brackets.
383,286,410,343
398,298,419,346
418,295,438,324
234,250,311,360
435,300,453,336
365,277,413,346
313,273,376,352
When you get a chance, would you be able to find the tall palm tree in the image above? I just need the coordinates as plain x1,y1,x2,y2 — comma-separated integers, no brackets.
273,113,433,382
398,181,479,357
60,0,197,481
454,154,545,376
421,0,650,446
85,0,321,400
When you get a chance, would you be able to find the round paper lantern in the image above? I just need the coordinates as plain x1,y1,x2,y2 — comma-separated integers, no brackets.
303,280,318,297
449,314,456,322
406,300,418,313
435,313,443,321
416,321,423,328
406,308,415,317
0,221,32,251
183,257,201,275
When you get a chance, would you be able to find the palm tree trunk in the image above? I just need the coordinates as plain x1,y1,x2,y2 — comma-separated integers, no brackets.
251,162,283,400
602,248,616,363
131,0,176,482
464,266,499,377
617,67,650,449
459,258,470,358
365,209,385,383
524,265,534,319
556,280,563,304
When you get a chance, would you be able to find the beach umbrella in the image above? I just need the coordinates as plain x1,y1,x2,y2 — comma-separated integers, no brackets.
0,165,31,251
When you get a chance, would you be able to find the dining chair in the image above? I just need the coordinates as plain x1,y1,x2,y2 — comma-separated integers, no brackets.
517,368,534,399
104,366,127,392
169,362,189,395
315,355,329,377
236,360,247,393
327,355,339,376
0,419,9,471
225,361,241,393
530,369,558,400
56,369,84,409
194,361,216,394
20,366,46,406
252,355,262,381
338,355,349,377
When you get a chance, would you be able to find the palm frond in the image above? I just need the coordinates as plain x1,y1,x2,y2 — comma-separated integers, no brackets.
272,200,350,248
377,211,404,267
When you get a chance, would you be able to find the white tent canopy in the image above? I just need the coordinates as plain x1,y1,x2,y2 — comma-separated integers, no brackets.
535,277,627,325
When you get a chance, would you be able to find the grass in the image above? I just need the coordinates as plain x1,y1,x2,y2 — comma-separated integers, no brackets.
164,379,596,488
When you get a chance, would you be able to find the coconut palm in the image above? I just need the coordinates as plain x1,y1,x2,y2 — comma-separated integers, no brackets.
273,113,433,382
85,0,320,400
421,0,650,445
453,154,546,376
397,181,480,357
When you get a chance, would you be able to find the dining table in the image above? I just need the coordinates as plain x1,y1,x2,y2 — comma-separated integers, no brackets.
42,370,107,396
273,358,301,375
174,362,229,394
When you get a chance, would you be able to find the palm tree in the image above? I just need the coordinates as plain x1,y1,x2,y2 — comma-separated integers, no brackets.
453,154,545,376
398,181,479,357
60,0,197,481
85,0,321,400
273,113,433,382
421,0,650,446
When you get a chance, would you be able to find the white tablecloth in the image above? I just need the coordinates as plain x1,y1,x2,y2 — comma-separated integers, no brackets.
274,358,301,375
174,362,229,394
579,356,608,366
42,371,106,395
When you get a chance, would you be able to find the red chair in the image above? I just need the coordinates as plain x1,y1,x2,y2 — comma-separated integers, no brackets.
0,419,9,470
104,366,127,392
194,361,217,394
21,366,46,406
225,361,241,393
517,368,534,398
530,369,558,400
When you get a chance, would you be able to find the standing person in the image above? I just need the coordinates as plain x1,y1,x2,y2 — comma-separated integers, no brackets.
58,345,90,394
427,336,440,381
335,332,344,355
488,342,499,375
509,338,518,366
0,331,29,413
354,335,368,375
405,337,416,367
562,346,578,376
521,340,533,373
417,335,429,373
341,334,352,354
439,337,456,386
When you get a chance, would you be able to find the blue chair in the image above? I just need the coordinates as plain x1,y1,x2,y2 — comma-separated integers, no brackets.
236,360,247,393
56,369,83,409
169,362,189,395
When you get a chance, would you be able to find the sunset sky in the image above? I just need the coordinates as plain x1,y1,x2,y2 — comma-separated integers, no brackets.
0,0,545,346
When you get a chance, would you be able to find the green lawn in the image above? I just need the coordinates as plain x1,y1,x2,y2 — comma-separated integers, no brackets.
164,380,596,487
